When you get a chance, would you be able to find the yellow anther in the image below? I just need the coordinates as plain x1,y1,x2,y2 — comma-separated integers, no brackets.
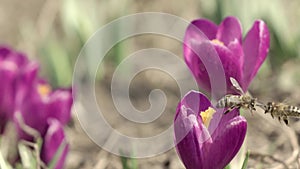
38,84,51,96
211,39,224,46
200,107,216,128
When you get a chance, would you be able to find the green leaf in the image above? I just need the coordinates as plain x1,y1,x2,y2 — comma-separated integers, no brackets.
0,150,10,169
120,156,138,169
224,165,231,169
241,150,250,169
18,142,37,169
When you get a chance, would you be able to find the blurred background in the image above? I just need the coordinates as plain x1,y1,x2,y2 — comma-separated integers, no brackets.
1,0,300,168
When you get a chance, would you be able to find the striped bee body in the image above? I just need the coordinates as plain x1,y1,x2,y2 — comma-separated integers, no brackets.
217,95,242,108
216,77,259,114
216,94,257,114
284,105,300,117
264,102,300,125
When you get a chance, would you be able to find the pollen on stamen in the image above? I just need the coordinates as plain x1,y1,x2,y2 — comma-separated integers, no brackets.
38,84,51,97
211,39,224,46
200,107,216,128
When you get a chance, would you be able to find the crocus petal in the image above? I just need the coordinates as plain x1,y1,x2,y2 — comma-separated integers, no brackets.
175,112,208,169
216,16,243,45
243,20,270,89
46,89,73,125
0,60,18,132
0,60,18,113
176,90,213,118
41,118,69,169
174,91,212,169
189,19,218,40
213,42,244,93
202,115,247,169
0,46,11,60
15,62,39,108
184,39,227,95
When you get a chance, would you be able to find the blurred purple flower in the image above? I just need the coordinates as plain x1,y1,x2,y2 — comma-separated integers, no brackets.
174,91,247,169
184,16,270,94
0,45,72,169
0,45,38,133
15,80,73,140
41,118,69,169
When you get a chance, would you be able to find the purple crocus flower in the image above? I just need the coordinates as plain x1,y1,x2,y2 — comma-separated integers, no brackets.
184,16,270,94
41,118,69,169
0,45,38,133
15,80,73,140
0,45,72,169
174,91,247,169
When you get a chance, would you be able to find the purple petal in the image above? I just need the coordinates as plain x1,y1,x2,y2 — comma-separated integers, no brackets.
184,39,227,96
14,98,48,141
174,91,212,169
216,16,243,46
175,90,212,118
46,89,73,125
0,46,11,60
189,19,218,40
213,42,244,93
14,62,39,108
202,115,247,169
0,60,18,113
0,60,18,132
175,115,209,169
41,118,69,169
243,20,270,89
183,19,218,85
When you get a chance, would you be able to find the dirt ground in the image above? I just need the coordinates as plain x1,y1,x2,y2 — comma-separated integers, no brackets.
64,66,300,169
1,0,300,169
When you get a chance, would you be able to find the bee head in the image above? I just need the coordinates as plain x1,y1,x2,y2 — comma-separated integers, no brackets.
250,98,257,108
265,102,273,113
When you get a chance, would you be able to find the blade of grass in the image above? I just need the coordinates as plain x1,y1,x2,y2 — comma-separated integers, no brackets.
121,156,138,169
18,142,37,169
241,150,250,169
224,165,231,169
0,150,9,169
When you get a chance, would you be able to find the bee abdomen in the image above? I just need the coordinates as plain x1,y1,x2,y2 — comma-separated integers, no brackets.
216,97,226,108
285,106,300,117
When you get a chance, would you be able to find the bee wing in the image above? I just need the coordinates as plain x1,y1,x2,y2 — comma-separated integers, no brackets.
230,77,244,94
230,96,242,103
255,101,266,110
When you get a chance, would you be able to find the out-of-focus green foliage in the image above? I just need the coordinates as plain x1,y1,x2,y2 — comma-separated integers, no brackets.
120,156,138,169
200,0,300,72
39,38,73,87
19,0,133,87
18,143,37,169
0,143,13,169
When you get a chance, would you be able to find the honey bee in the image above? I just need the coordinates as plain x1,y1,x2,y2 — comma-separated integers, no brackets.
263,102,300,125
216,77,262,114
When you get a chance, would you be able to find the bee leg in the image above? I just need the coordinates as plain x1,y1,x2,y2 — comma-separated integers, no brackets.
224,108,232,114
278,116,282,123
224,106,235,114
284,118,289,125
283,116,289,125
